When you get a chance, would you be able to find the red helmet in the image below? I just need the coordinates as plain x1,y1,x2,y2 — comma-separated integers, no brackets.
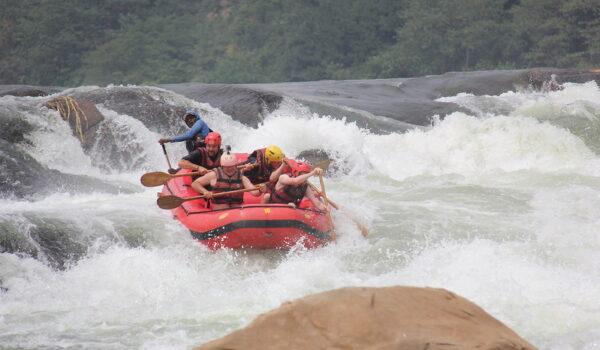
204,132,221,146
292,161,311,177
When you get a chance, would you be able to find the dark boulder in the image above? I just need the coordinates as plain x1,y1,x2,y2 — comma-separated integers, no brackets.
527,69,600,91
0,112,33,144
70,87,185,132
158,83,283,128
44,96,106,149
0,85,57,97
0,138,135,200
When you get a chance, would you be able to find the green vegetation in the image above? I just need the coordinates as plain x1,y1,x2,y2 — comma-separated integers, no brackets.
1,0,598,86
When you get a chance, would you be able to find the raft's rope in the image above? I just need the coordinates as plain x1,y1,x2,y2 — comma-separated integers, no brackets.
47,96,89,142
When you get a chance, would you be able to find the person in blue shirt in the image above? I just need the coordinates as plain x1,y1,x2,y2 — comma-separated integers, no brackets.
158,110,212,153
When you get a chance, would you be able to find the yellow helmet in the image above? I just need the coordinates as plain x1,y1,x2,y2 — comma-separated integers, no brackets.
265,145,284,163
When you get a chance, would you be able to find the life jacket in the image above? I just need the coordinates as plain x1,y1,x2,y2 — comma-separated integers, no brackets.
186,137,202,153
196,148,223,169
248,148,293,183
249,148,271,183
211,167,244,205
269,183,308,206
186,127,215,152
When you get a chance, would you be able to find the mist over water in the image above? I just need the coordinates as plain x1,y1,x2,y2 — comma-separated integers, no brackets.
1,81,600,349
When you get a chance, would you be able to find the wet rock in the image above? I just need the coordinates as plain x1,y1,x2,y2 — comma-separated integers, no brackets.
0,138,135,200
44,96,106,149
0,87,50,97
158,83,283,128
0,112,33,144
296,149,330,165
161,69,600,133
70,87,184,132
25,216,89,270
193,286,537,350
295,149,340,175
527,69,600,91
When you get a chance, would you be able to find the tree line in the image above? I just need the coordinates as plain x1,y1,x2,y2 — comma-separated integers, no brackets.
1,0,598,86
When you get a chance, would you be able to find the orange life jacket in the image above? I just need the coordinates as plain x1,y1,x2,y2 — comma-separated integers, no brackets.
269,183,308,206
251,148,271,183
249,148,293,184
211,167,244,205
197,148,223,169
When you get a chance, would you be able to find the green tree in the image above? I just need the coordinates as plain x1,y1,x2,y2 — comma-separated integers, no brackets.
511,0,600,67
362,0,515,78
0,0,157,85
80,15,198,85
199,0,406,83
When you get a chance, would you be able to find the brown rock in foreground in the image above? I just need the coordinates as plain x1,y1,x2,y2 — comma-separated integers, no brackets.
193,286,537,350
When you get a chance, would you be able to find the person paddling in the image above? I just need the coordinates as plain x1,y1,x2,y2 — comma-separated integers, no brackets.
263,159,327,211
158,110,212,153
191,152,262,210
178,132,223,174
242,145,291,184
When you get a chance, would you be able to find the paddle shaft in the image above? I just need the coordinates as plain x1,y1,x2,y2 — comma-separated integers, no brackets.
318,174,337,241
141,164,257,187
161,144,174,170
308,181,368,237
308,182,339,209
157,182,268,209
187,185,261,202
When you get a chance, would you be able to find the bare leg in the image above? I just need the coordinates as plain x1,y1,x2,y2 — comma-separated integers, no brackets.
261,193,271,204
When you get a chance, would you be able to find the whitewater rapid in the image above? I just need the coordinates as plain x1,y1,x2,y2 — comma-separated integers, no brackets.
1,82,600,349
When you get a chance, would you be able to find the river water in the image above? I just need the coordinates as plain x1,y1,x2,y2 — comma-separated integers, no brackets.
1,80,600,349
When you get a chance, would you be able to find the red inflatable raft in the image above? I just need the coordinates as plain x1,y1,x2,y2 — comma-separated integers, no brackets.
159,155,333,250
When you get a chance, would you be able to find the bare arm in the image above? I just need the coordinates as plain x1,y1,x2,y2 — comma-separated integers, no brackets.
191,171,217,197
279,168,323,186
179,158,208,173
242,176,261,197
306,186,327,211
269,159,289,183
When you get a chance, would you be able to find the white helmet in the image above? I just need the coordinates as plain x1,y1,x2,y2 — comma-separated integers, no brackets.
220,153,237,167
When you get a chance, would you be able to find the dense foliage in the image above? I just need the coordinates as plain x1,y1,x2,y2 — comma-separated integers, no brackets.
1,0,598,86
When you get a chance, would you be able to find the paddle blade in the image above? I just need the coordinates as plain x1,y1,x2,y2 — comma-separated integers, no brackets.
312,159,331,170
141,172,172,187
156,195,185,209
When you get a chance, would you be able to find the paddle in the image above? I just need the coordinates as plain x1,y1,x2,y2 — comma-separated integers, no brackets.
141,163,256,187
308,181,369,237
141,170,204,187
141,157,332,188
318,173,337,241
157,185,264,209
161,144,175,172
312,159,330,171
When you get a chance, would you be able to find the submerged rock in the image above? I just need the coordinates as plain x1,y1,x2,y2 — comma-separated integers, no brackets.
0,138,135,200
0,111,33,144
193,286,537,350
